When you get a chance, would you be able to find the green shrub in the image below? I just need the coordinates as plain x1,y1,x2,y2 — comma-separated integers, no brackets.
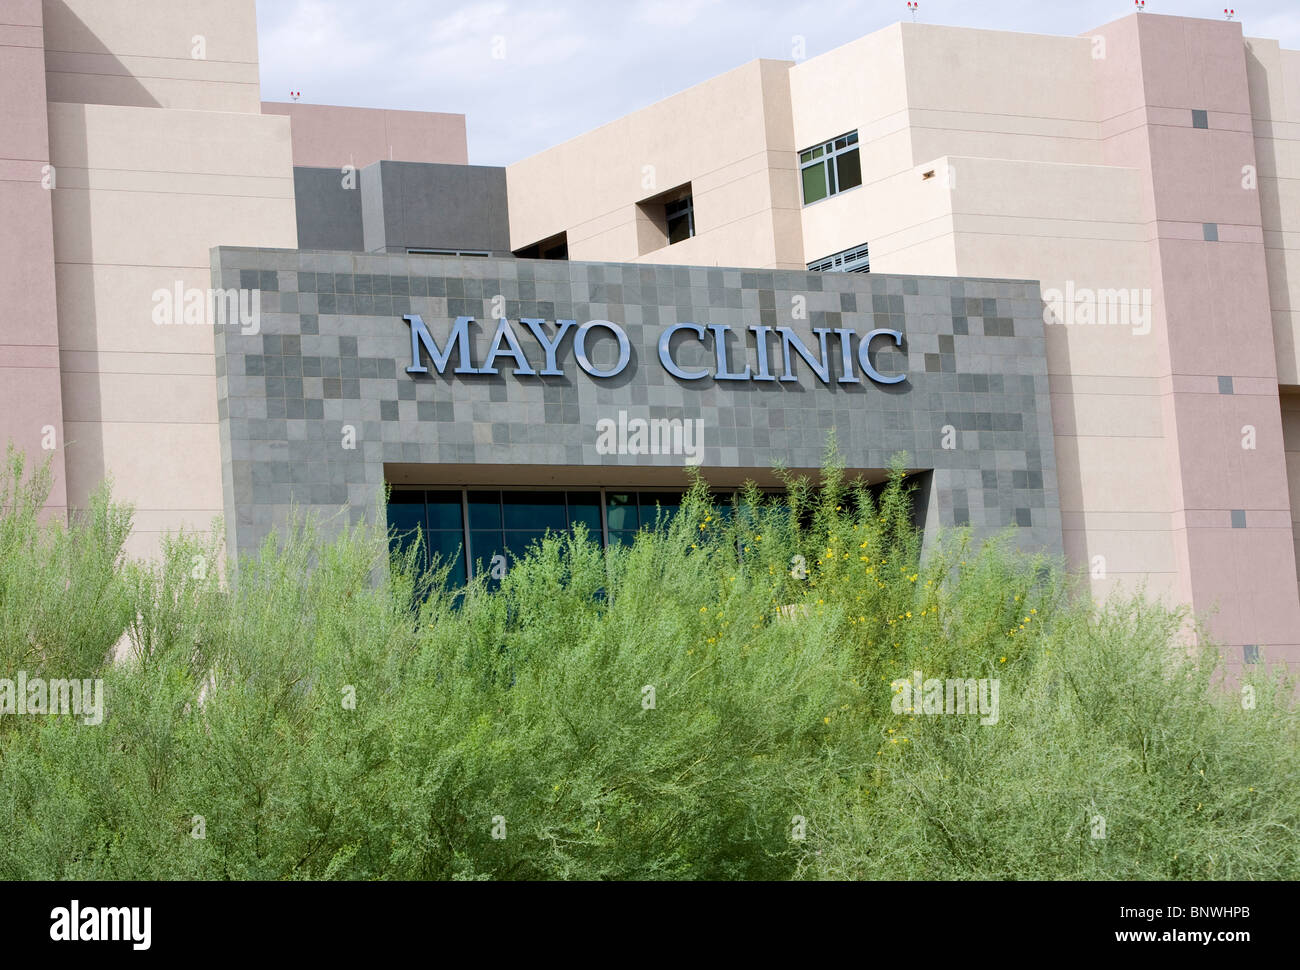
0,441,1295,880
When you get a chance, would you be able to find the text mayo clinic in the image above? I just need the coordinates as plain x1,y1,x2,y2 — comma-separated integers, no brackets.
402,315,907,385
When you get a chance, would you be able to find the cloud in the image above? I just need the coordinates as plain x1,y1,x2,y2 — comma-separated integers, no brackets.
635,0,723,28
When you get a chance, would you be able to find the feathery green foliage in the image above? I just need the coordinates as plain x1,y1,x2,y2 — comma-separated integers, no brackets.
0,441,1295,880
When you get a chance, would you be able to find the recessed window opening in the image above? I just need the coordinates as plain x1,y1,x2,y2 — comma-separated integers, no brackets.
512,232,569,260
636,183,695,255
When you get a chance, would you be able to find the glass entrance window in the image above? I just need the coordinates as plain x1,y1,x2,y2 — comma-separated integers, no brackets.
387,487,784,589
387,489,467,588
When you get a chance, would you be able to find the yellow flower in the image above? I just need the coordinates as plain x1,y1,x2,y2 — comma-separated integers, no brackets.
999,656,1006,663
823,716,830,724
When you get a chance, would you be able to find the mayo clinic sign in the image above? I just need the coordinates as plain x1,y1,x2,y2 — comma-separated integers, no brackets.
402,314,907,386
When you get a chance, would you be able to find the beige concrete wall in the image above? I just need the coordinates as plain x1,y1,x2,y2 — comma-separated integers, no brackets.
43,0,298,559
42,0,261,111
789,24,916,267
901,24,1103,167
789,23,1105,267
942,155,1178,605
506,59,805,270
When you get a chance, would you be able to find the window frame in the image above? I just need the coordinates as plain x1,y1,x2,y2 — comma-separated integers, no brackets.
799,130,862,206
664,195,695,244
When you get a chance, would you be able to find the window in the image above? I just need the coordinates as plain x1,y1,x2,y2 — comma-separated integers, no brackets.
636,184,695,254
605,491,684,546
407,249,489,257
807,242,870,274
512,232,569,260
1191,108,1208,129
387,489,468,589
800,131,862,205
665,196,695,244
387,486,780,589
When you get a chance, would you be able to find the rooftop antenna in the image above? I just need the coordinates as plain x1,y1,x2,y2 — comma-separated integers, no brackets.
1224,7,1235,19
907,1,919,21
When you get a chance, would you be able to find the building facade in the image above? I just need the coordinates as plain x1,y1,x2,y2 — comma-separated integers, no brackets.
2,1,1298,672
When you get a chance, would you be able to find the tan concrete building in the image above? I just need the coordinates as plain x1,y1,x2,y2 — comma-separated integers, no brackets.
506,13,1300,672
2,0,464,558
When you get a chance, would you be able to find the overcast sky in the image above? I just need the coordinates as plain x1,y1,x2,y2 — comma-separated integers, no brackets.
256,0,1300,167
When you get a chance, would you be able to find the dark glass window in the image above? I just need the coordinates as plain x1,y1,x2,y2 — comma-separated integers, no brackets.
387,490,428,571
503,491,567,531
799,130,861,205
468,491,503,530
426,492,464,530
567,492,603,537
605,493,638,532
639,492,683,526
665,196,695,244
428,529,467,588
388,487,785,589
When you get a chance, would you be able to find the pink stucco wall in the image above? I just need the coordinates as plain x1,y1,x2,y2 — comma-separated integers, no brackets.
1092,12,1300,671
0,0,67,519
260,101,468,168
